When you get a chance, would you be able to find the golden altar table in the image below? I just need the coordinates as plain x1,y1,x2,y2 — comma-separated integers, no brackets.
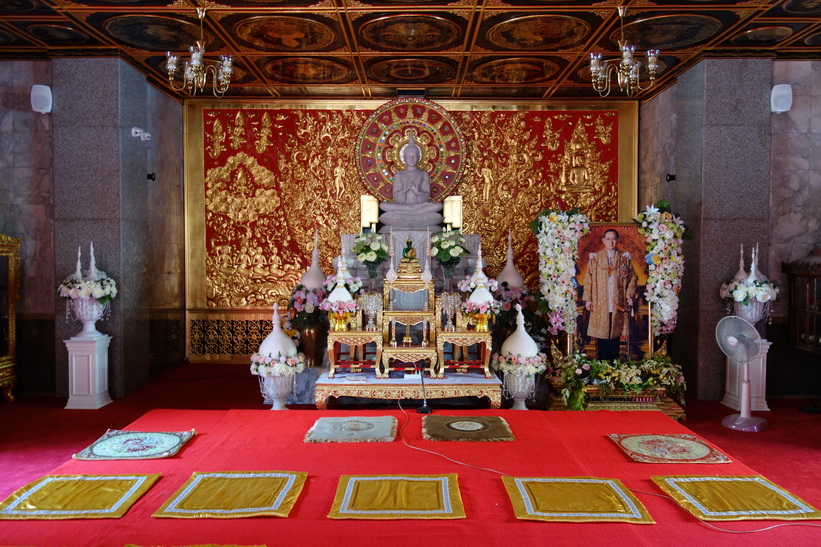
436,329,492,379
326,330,383,379
314,370,502,410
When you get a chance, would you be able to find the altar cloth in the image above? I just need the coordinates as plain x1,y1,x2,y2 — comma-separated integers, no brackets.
73,429,196,460
502,476,654,524
652,475,821,521
153,471,306,519
328,474,465,520
0,474,159,519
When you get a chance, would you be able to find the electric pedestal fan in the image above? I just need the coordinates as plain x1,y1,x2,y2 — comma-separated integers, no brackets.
715,316,768,432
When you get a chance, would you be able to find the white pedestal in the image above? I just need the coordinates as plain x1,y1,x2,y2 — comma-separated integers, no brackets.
722,338,771,412
64,333,113,409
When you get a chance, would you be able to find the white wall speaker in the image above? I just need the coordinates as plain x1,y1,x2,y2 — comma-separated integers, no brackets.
30,84,52,114
770,84,792,114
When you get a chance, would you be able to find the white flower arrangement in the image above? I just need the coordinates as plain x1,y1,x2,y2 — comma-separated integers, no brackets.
634,201,688,337
720,279,778,305
58,276,118,304
491,351,548,377
323,273,363,295
250,351,307,377
352,232,389,267
531,208,590,335
430,229,469,265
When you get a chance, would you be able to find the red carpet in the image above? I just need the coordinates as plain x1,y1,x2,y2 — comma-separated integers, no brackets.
1,407,819,546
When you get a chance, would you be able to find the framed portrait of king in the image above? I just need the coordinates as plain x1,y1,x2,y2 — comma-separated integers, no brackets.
575,224,650,362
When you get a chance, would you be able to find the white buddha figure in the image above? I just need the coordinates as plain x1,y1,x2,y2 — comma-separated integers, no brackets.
379,133,443,228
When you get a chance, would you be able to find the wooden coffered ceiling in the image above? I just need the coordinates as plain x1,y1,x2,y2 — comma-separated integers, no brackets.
1,0,820,102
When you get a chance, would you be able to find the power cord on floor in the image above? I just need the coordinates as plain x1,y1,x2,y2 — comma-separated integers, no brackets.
631,488,821,533
396,400,821,534
396,399,508,476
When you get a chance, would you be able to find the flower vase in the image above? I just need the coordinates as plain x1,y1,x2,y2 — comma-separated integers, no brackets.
441,262,456,292
473,313,490,332
733,300,766,325
504,372,535,410
259,374,294,410
329,311,350,331
70,297,105,338
367,262,380,292
299,322,328,366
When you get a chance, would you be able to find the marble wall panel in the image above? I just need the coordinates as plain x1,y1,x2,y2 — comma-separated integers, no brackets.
0,60,55,328
770,60,821,318
145,85,184,311
639,84,677,216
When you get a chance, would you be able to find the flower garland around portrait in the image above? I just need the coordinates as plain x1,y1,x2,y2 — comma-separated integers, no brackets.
286,284,327,329
250,351,307,377
634,200,689,337
491,351,548,378
352,232,389,272
431,229,469,267
546,350,686,410
530,208,590,335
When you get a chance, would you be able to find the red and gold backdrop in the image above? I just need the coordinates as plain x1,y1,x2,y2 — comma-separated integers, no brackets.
185,100,636,360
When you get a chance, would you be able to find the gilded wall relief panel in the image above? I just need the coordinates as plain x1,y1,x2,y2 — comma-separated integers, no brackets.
191,101,634,315
202,108,366,308
452,109,619,288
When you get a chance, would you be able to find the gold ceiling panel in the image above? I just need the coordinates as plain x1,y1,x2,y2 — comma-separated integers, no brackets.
1,0,820,101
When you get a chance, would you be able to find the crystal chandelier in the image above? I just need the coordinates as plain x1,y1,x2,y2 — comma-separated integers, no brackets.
165,8,233,97
589,7,659,97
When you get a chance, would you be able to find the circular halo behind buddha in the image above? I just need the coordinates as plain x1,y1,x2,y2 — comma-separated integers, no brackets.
356,97,465,204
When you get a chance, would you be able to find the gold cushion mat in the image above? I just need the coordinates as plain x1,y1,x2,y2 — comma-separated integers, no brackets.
653,475,821,521
0,474,159,519
153,471,307,518
422,415,514,442
328,474,466,520
502,476,655,524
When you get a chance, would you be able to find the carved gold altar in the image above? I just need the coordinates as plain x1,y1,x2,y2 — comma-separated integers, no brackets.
380,253,438,377
436,330,492,380
314,376,502,410
326,330,382,379
0,233,20,402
